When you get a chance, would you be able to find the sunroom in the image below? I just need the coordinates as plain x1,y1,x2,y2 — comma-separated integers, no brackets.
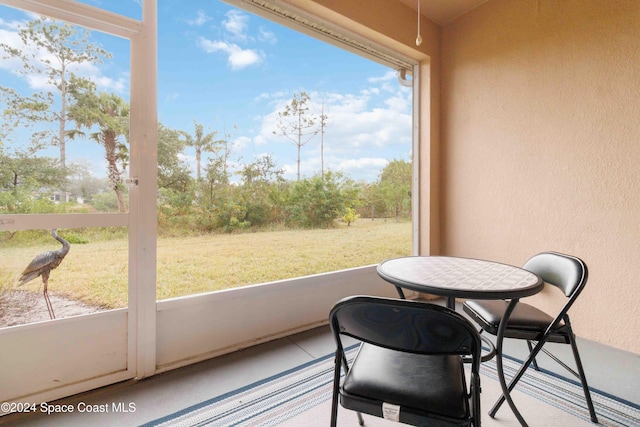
0,0,638,424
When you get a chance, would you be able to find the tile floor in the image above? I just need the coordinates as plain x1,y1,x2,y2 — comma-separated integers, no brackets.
1,301,638,426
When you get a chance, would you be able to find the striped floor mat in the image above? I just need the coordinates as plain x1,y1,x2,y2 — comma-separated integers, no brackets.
142,347,640,427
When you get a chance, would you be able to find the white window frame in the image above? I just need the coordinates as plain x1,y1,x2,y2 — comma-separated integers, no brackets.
0,0,158,405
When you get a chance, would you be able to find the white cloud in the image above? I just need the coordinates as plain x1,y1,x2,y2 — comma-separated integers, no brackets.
253,90,288,103
276,155,389,182
385,93,410,111
195,10,275,71
338,157,389,171
233,135,251,151
198,37,263,70
222,10,249,41
322,95,410,149
258,27,277,44
253,134,269,146
0,27,32,75
187,10,211,27
227,47,263,69
367,70,397,84
178,152,198,178
0,17,25,30
90,72,129,94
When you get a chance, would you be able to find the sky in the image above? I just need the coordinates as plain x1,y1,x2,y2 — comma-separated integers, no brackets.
0,1,413,183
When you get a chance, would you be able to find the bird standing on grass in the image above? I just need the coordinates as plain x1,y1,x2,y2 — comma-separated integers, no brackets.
18,229,70,320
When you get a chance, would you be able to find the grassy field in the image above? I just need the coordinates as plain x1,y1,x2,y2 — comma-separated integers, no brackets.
1,220,412,309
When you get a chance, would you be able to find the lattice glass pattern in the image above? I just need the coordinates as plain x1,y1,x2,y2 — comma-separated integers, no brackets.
378,256,540,293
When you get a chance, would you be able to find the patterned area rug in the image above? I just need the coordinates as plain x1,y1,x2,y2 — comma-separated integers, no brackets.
142,346,639,427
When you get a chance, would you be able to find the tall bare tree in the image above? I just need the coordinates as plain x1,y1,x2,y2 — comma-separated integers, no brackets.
273,92,319,181
0,18,111,169
317,97,330,179
216,124,237,183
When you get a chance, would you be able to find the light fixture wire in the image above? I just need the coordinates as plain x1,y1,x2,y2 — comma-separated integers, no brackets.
416,0,423,46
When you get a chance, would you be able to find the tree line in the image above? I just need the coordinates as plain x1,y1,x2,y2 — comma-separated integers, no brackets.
0,18,411,233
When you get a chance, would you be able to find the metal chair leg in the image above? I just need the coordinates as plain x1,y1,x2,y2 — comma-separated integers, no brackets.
527,341,540,371
491,330,547,422
568,332,598,423
330,351,342,427
491,299,531,426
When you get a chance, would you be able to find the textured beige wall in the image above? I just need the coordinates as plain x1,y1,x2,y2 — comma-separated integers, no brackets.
441,0,640,353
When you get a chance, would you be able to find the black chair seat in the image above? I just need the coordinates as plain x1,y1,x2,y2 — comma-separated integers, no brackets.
464,299,570,343
342,344,468,420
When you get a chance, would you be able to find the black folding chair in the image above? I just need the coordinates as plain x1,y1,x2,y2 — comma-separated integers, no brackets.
463,251,598,423
330,296,482,427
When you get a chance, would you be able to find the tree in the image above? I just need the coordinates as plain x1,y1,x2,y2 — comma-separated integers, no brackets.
317,97,330,179
156,124,196,233
204,157,230,189
237,154,285,227
68,88,130,212
181,121,221,182
0,151,66,193
0,18,111,168
239,154,283,186
215,124,237,183
376,159,412,221
0,149,67,213
157,123,192,192
273,92,319,181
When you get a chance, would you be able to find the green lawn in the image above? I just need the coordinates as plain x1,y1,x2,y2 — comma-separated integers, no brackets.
1,220,412,309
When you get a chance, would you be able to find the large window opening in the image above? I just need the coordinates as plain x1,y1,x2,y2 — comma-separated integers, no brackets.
0,0,417,319
0,4,132,326
155,1,415,300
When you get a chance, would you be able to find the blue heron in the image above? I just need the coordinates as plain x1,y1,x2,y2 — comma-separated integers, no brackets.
18,229,70,319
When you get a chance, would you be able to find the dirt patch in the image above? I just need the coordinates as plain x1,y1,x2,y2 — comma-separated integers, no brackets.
0,289,107,328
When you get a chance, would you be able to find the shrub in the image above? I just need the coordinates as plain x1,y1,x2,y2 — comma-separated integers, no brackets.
286,171,357,228
91,191,120,212
343,207,360,226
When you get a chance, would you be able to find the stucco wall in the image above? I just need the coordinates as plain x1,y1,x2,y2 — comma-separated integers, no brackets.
441,0,640,353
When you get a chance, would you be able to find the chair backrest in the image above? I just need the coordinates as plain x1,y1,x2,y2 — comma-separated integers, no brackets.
330,296,481,360
522,251,588,298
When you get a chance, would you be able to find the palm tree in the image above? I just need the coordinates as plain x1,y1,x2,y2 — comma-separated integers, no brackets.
181,121,221,182
69,87,130,212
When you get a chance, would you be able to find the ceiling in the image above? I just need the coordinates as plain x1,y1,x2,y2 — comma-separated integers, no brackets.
395,0,490,26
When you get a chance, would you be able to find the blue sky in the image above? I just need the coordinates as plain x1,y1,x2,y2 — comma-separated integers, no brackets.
0,1,412,183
